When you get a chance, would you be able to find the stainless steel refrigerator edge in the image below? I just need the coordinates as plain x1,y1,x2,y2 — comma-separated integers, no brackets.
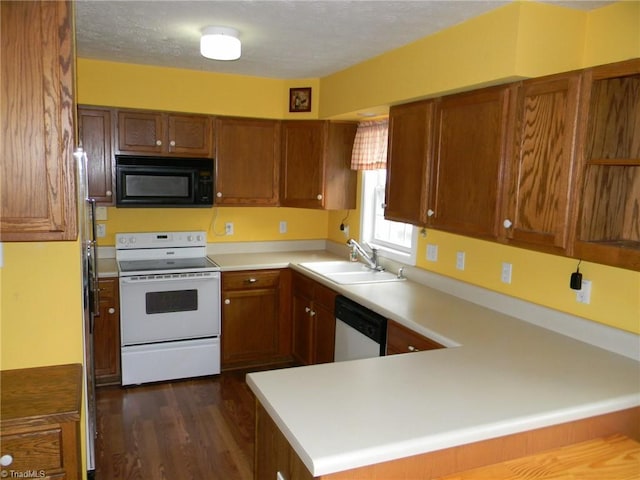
75,147,98,478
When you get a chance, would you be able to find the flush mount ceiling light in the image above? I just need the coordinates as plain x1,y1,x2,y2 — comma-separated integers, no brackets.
200,26,241,61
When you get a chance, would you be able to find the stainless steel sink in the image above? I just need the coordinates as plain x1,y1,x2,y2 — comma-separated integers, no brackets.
299,261,406,285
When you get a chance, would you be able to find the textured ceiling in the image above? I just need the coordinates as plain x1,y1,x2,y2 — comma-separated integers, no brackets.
75,0,615,79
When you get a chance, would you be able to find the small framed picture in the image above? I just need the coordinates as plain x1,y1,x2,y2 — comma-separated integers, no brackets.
289,87,312,112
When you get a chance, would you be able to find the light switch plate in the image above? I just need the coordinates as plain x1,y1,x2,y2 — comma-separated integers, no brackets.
225,222,234,235
96,224,106,238
501,262,512,284
95,206,108,221
426,244,438,262
456,251,465,270
279,221,287,234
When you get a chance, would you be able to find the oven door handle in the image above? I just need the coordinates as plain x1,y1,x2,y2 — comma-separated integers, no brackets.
120,273,219,284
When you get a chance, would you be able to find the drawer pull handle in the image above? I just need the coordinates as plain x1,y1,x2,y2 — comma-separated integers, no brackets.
305,306,311,313
108,307,116,314
309,309,316,317
407,345,419,352
155,140,162,146
224,299,231,305
0,454,13,467
246,278,258,283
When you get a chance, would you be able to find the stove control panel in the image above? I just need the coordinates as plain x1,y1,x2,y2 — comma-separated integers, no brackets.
116,231,206,250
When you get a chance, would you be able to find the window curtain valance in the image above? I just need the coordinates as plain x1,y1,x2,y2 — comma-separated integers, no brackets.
350,119,388,170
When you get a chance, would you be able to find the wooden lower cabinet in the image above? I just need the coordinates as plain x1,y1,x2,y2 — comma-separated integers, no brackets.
95,277,121,386
221,269,292,370
386,319,445,355
1,364,82,480
291,272,337,365
255,400,639,480
255,402,314,480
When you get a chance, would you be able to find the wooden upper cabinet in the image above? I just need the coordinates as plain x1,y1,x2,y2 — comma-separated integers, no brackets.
280,121,357,209
574,59,640,271
0,0,77,241
385,100,435,225
501,72,582,255
117,110,213,158
215,117,280,205
168,114,213,156
78,106,115,205
430,85,514,240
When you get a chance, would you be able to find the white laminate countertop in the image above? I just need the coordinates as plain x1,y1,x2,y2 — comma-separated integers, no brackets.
242,258,640,477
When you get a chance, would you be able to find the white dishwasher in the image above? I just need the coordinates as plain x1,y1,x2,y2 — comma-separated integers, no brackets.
334,296,387,362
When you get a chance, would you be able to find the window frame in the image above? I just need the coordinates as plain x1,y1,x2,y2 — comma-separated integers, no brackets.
360,169,418,266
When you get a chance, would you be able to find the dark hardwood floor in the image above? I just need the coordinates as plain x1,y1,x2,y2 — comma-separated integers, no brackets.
96,370,257,480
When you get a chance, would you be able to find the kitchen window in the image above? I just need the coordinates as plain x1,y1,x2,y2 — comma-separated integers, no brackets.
351,119,417,266
361,169,418,265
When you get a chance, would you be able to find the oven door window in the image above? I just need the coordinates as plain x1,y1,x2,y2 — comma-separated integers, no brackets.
146,289,197,314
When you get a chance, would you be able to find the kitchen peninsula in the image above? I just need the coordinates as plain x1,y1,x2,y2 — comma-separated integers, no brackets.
223,252,640,479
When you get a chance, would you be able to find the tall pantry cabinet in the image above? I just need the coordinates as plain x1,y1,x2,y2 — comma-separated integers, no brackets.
0,0,77,241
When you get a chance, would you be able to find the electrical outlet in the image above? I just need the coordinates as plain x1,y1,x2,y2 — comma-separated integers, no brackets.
501,262,512,284
96,224,106,238
279,221,287,234
225,222,234,235
576,279,592,304
456,251,465,270
426,244,438,262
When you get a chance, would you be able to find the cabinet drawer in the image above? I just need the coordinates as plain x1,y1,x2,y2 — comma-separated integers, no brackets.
386,320,444,355
1,427,63,472
98,277,117,298
223,270,280,291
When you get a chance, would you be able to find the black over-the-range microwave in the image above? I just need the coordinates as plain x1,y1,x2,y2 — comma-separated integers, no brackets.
115,156,214,207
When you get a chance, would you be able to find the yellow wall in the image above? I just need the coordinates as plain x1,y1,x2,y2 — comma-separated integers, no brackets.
97,207,328,245
1,241,84,369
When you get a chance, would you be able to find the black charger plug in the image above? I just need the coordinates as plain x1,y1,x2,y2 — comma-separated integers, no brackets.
570,260,582,290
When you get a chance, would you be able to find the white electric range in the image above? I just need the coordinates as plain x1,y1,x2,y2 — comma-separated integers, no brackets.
116,231,221,385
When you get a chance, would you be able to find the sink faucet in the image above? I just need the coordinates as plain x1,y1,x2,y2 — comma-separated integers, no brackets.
346,239,383,271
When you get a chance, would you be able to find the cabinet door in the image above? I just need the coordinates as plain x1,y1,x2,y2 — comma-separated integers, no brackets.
95,278,121,385
281,121,326,208
386,100,435,225
117,110,164,154
215,117,280,205
291,291,314,365
0,1,77,241
431,85,513,240
574,59,640,271
386,320,444,355
502,73,581,255
313,303,336,364
222,288,279,367
78,107,115,205
167,114,213,157
323,122,358,210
